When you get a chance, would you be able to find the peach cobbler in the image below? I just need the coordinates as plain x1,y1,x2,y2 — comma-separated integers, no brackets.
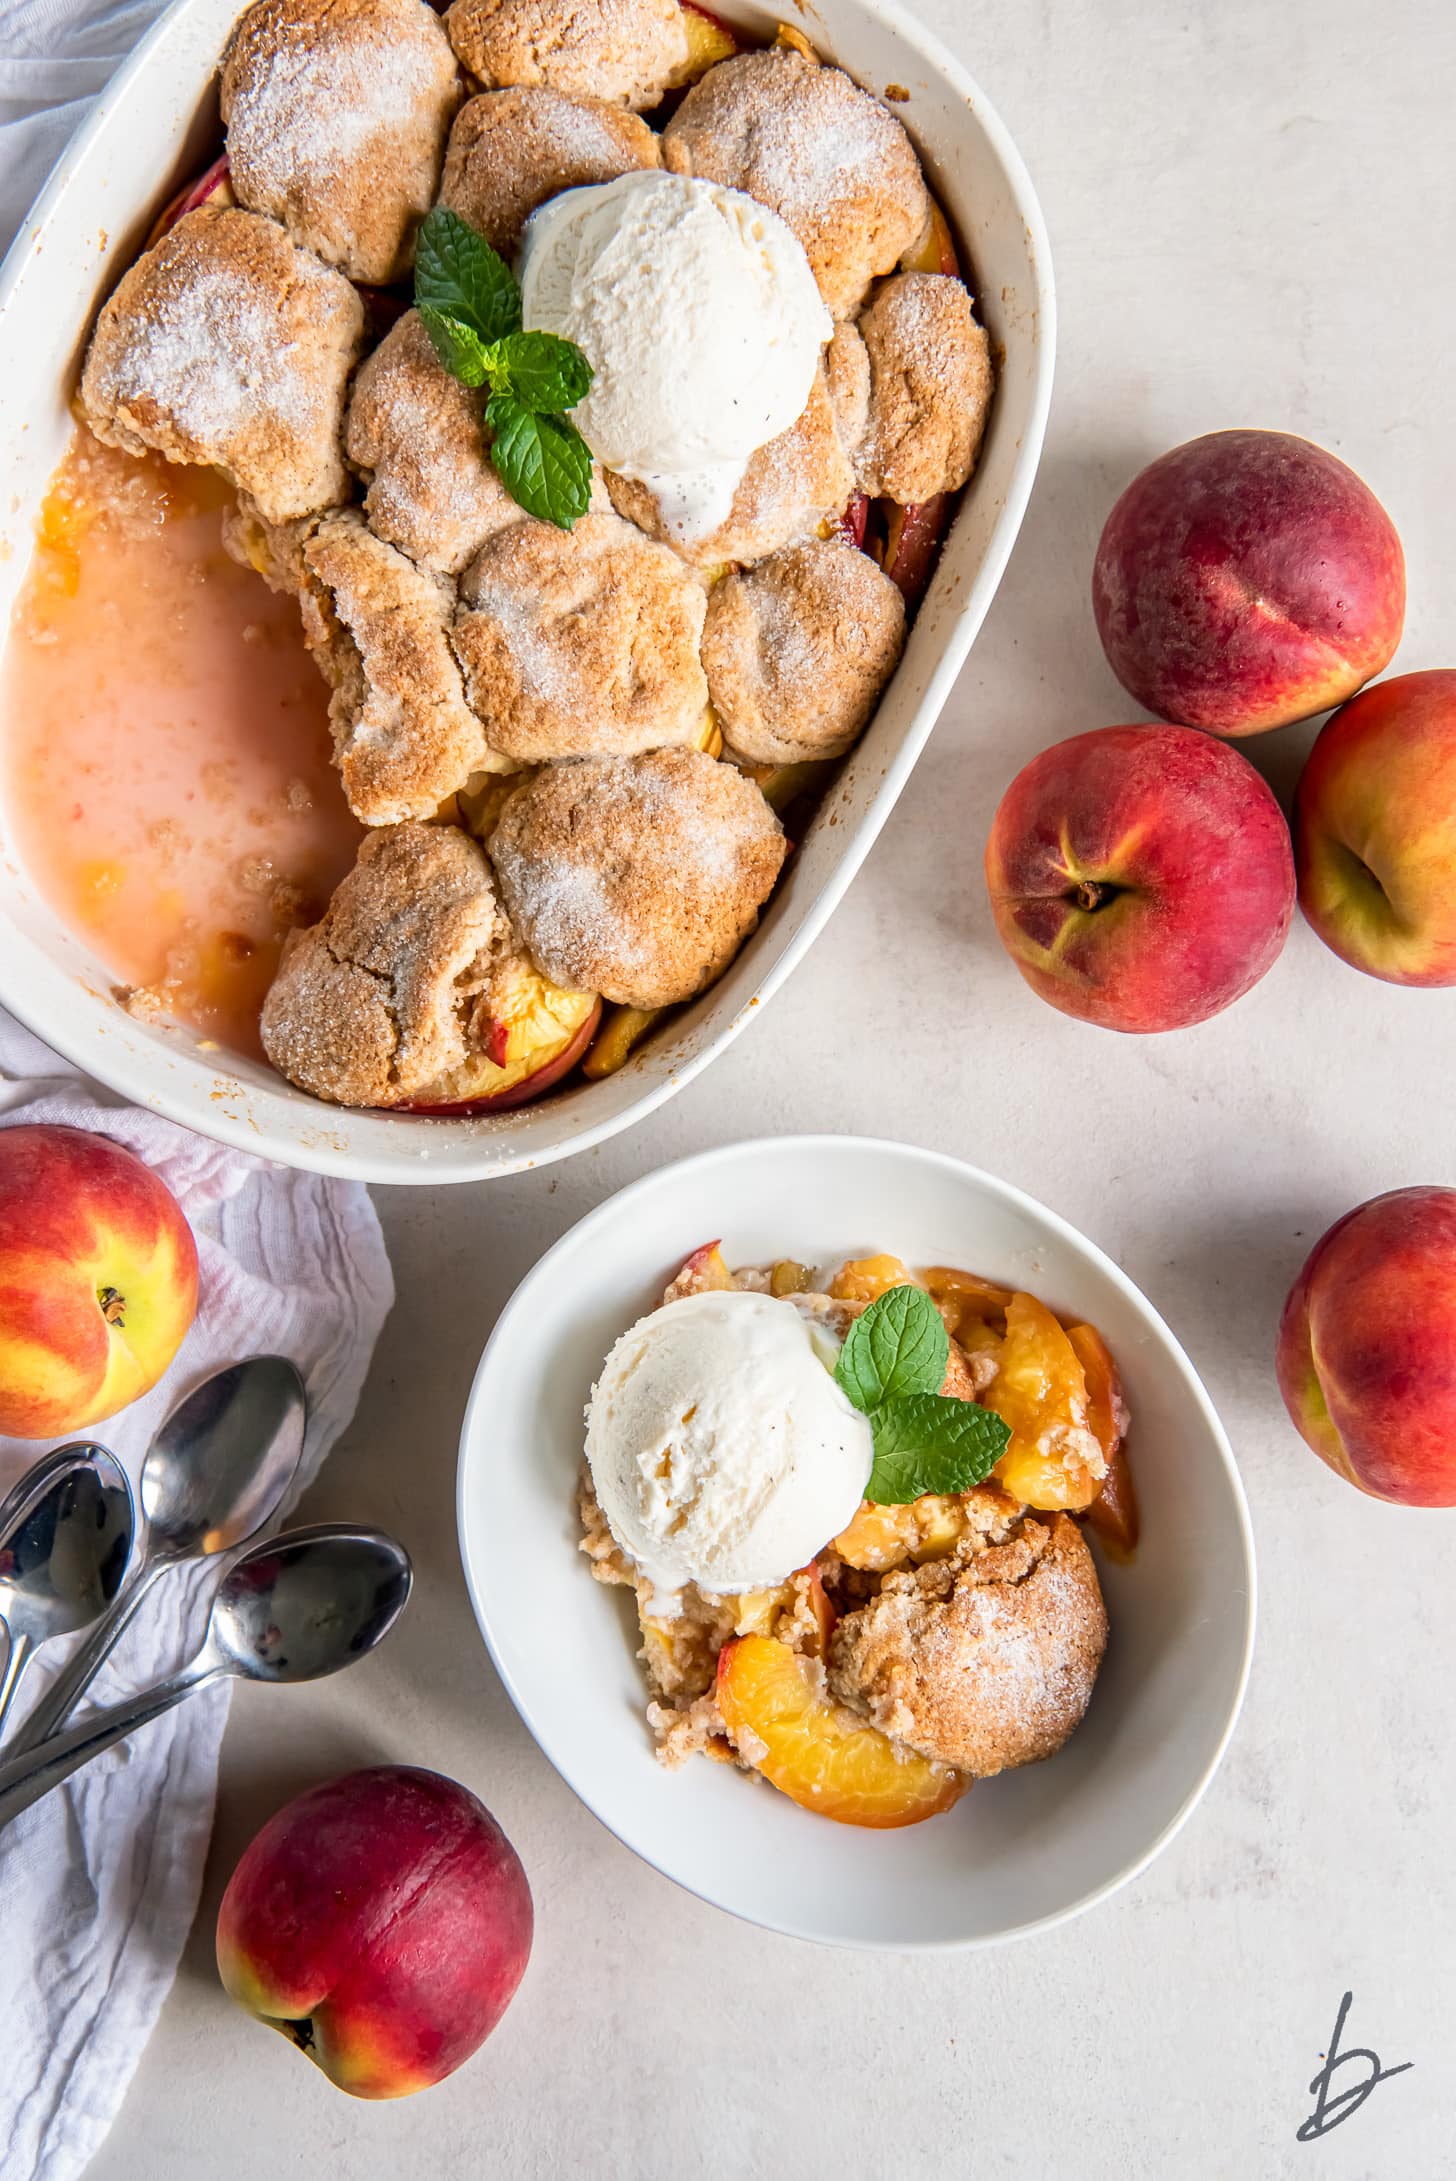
3,0,995,1112
579,1245,1138,1828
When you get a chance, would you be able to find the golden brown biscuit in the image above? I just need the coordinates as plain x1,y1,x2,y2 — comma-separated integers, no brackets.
662,50,929,317
488,748,786,1006
80,206,363,526
260,820,513,1106
439,87,658,256
221,0,463,283
220,493,324,597
345,311,522,576
827,1513,1108,1777
300,511,511,825
444,0,688,110
857,272,994,504
606,322,868,568
702,537,906,765
452,511,708,762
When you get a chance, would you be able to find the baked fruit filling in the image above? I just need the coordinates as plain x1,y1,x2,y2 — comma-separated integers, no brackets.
579,1247,1137,1827
19,0,998,1111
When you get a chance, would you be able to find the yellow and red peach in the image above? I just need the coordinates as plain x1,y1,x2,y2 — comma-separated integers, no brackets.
0,1124,198,1439
1294,668,1456,985
1092,431,1405,736
216,1766,533,2099
1276,1186,1456,1506
985,723,1295,1032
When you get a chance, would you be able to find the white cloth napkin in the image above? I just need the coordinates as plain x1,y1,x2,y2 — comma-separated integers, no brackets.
0,1013,393,2181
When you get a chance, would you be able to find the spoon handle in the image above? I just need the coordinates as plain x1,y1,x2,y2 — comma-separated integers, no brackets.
0,1661,218,1831
6,1562,166,1755
0,1631,34,1735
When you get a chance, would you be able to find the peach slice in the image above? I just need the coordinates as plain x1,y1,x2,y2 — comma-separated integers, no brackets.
828,1253,917,1303
679,1,744,77
1066,1322,1139,1554
989,1293,1105,1511
881,494,950,606
580,1003,663,1079
827,491,870,551
145,153,234,248
900,196,961,278
715,1635,962,1828
665,1239,735,1296
400,992,600,1114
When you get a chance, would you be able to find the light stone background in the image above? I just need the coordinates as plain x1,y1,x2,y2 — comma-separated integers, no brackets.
86,0,1455,2173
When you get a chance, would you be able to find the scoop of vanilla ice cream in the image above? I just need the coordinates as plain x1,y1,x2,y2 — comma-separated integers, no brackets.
585,1289,872,1597
519,169,832,542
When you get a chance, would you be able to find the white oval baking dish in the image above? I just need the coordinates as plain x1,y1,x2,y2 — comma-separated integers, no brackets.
0,0,1053,1183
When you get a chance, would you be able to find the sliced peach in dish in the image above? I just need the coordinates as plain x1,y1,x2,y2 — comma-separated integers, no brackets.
1066,1322,1139,1554
881,494,951,606
773,22,819,61
401,971,599,1114
664,1239,735,1296
900,195,961,278
716,1635,961,1828
679,0,744,77
146,153,233,248
828,1253,917,1304
827,491,870,551
988,1293,1106,1511
580,1003,663,1080
834,1492,973,1573
924,1265,1014,1336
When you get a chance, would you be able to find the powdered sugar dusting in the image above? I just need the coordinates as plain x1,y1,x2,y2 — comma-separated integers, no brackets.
108,259,318,446
233,21,449,194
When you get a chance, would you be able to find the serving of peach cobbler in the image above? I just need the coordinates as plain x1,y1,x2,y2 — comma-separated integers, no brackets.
579,1245,1137,1828
2,0,995,1114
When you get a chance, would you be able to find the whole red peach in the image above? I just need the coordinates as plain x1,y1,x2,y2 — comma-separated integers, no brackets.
0,1123,198,1438
217,1766,532,2099
1294,668,1456,984
984,724,1294,1031
1092,431,1404,735
1276,1187,1456,1505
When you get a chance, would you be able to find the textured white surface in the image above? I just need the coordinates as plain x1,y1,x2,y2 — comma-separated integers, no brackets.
29,0,1456,2170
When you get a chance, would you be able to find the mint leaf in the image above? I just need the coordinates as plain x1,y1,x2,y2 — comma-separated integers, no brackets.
417,305,490,387
487,397,593,530
865,1395,1010,1505
415,207,520,346
835,1286,949,1414
485,330,594,413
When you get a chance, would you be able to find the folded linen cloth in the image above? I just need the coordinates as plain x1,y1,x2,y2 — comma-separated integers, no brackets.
0,1014,394,2181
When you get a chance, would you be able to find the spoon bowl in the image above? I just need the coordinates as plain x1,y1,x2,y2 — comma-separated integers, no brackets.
9,1356,307,1752
0,1523,412,1827
0,1445,134,1732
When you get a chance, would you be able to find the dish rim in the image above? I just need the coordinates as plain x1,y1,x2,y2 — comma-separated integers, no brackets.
455,1132,1259,1950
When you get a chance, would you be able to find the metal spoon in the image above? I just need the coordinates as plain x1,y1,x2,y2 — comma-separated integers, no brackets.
0,1446,135,1736
0,1522,411,1829
9,1357,307,1754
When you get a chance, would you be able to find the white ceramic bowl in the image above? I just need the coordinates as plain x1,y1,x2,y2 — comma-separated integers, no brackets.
457,1136,1256,1949
0,0,1053,1183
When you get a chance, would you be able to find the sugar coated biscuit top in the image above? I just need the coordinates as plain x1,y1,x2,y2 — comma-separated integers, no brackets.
222,0,463,282
80,205,363,525
488,748,786,1008
663,49,930,317
856,273,994,504
444,0,689,111
439,87,659,257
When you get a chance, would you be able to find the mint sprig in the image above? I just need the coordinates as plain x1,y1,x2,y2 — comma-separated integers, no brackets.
834,1286,1010,1505
413,207,593,530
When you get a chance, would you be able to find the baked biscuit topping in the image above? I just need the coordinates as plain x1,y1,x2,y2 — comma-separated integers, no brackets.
300,512,510,825
444,0,689,110
489,747,786,1007
439,86,659,257
260,819,512,1105
703,536,906,766
662,49,930,316
857,272,995,504
452,511,709,762
222,0,463,284
80,205,363,526
345,310,522,576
